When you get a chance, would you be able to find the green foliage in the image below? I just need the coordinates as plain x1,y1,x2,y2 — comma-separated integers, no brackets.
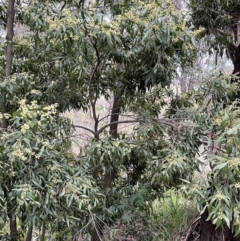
82,106,202,229
190,0,240,54
0,0,224,239
110,190,198,241
190,0,234,32
116,210,155,241
152,191,197,241
8,0,199,112
0,100,101,238
126,86,169,117
184,103,240,234
180,73,240,235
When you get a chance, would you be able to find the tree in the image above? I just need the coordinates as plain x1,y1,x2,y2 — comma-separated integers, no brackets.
185,0,240,240
0,1,101,240
30,1,199,240
0,0,206,240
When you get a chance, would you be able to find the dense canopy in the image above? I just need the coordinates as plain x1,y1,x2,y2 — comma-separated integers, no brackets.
1,0,240,241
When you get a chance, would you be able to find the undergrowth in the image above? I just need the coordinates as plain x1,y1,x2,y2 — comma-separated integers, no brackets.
151,190,198,241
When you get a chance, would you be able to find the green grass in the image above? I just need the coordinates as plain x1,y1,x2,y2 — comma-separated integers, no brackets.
151,190,198,241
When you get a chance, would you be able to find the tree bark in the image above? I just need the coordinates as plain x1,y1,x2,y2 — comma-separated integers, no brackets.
4,1,16,240
1,0,14,129
91,229,102,241
9,216,17,240
40,222,46,241
5,0,14,77
103,84,123,189
227,43,240,75
25,226,32,241
91,84,124,241
200,210,227,241
200,209,240,241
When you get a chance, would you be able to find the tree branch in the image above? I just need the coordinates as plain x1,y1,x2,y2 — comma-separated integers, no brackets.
1,0,15,130
98,113,139,123
97,118,179,136
40,222,46,241
199,139,226,153
89,63,98,124
154,118,179,129
88,38,105,137
75,116,184,138
74,125,95,136
183,216,201,241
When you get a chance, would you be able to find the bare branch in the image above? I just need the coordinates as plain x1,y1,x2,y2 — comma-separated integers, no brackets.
97,117,179,135
154,118,179,129
183,216,201,241
75,116,189,139
74,125,96,136
98,111,138,123
88,38,105,136
1,0,15,130
89,211,104,241
199,139,227,153
97,119,142,135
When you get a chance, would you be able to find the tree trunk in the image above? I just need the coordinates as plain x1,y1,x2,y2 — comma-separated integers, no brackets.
25,226,32,241
200,209,240,241
9,216,17,240
40,222,46,241
91,84,124,241
5,0,14,77
103,84,123,189
91,229,102,241
91,63,125,241
2,0,15,129
200,210,231,241
227,43,240,76
4,1,16,240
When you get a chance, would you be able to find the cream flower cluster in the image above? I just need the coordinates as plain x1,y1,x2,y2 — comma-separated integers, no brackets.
3,100,59,164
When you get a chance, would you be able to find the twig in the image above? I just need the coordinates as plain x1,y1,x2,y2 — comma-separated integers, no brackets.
89,211,104,241
183,216,201,241
199,139,226,153
74,125,95,136
88,38,105,135
75,117,180,137
97,119,143,135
